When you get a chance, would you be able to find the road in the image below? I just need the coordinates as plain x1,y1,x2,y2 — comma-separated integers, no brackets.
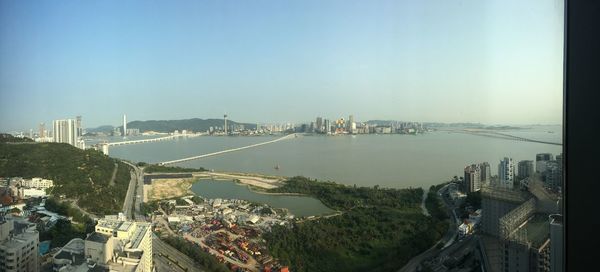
398,184,459,272
63,199,98,220
153,234,205,272
109,163,118,187
154,252,186,272
121,161,146,221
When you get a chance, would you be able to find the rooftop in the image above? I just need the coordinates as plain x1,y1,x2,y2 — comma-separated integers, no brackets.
97,219,122,230
524,214,550,247
86,232,110,244
118,221,134,232
129,223,150,249
54,250,86,266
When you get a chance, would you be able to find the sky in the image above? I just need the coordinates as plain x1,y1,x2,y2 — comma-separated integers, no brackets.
0,0,564,131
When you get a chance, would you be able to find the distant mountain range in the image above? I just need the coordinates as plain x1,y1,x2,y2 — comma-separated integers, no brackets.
87,118,256,133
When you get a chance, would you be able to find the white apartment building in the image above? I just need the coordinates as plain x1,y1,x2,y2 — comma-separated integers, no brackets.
0,217,39,272
18,188,47,199
21,177,54,189
53,118,84,149
498,157,515,189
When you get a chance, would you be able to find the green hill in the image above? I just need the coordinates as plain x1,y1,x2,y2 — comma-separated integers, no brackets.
0,133,34,143
118,118,256,133
0,142,130,216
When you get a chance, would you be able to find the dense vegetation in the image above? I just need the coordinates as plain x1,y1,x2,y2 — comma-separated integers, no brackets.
40,198,96,248
0,142,131,215
425,185,450,221
268,177,423,210
0,133,34,143
264,176,449,272
122,118,256,133
140,163,207,173
39,219,88,249
161,235,231,272
459,191,482,219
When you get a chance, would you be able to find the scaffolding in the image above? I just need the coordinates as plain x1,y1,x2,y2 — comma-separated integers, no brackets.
500,198,537,242
481,184,529,203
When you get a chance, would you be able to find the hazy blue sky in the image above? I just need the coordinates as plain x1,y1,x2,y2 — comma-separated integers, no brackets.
0,0,564,131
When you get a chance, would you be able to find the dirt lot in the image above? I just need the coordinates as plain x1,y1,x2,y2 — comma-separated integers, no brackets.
148,178,194,201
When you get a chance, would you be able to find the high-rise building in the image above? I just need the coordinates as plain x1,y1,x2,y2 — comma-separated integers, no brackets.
316,117,323,133
480,162,491,184
0,217,39,272
549,214,563,272
498,157,515,189
38,123,46,139
324,119,331,134
224,114,228,135
536,153,554,173
76,115,83,136
464,164,481,193
544,161,561,191
53,118,79,147
518,160,535,179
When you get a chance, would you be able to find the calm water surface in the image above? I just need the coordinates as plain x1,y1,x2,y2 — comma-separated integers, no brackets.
191,179,333,217
109,125,562,189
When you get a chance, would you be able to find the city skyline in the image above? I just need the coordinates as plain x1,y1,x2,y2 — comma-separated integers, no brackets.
0,0,564,131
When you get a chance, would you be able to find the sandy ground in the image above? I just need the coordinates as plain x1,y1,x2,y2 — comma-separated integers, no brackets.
193,172,284,189
143,184,151,203
147,178,194,201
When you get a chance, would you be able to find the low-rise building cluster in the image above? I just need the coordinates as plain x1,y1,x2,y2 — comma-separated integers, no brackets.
0,177,54,207
154,195,293,272
53,213,152,272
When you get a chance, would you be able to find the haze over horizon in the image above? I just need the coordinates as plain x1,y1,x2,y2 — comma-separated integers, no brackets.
0,0,564,132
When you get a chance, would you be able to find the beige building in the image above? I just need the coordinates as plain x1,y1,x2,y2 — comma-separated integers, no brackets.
0,217,39,272
53,215,153,272
21,177,54,189
85,216,153,272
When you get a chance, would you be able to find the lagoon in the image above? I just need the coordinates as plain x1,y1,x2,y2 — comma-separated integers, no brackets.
191,179,334,217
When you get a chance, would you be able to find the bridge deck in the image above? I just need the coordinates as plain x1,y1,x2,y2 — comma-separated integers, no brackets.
159,134,295,165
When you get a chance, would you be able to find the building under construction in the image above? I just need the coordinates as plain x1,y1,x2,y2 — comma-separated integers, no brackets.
479,178,561,272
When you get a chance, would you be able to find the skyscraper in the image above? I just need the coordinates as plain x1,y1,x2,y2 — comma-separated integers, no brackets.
498,157,515,189
536,153,554,173
76,115,83,136
549,214,563,272
479,162,491,184
38,123,46,139
517,160,534,179
324,119,331,134
53,118,79,147
464,164,481,193
316,117,323,133
224,114,228,135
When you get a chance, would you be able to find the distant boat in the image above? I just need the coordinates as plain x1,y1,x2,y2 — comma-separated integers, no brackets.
548,131,554,133
274,164,280,170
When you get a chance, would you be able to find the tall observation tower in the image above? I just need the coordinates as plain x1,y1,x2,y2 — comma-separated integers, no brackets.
123,114,127,138
224,114,228,135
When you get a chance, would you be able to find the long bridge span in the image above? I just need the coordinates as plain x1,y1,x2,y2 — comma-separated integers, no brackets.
446,129,562,146
107,134,202,147
98,133,203,155
159,133,296,166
